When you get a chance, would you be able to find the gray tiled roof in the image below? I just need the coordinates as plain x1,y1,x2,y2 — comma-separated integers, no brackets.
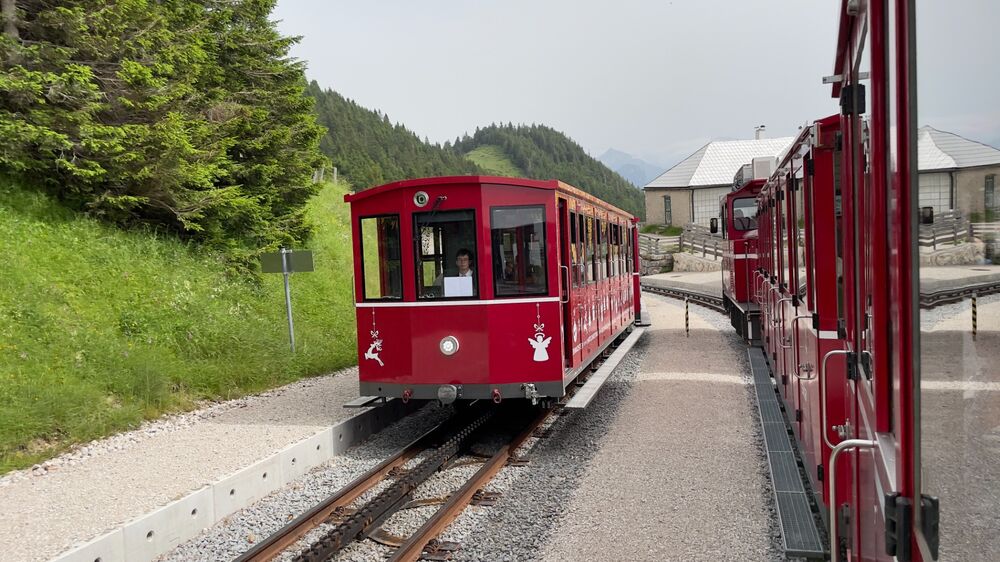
644,137,795,189
918,126,1000,171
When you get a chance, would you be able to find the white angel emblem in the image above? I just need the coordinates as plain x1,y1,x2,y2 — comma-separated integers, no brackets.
528,334,552,362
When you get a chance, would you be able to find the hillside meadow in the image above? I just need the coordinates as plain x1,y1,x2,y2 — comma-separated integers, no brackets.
0,177,358,473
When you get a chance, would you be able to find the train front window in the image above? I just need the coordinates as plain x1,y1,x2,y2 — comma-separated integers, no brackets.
491,206,547,297
413,210,478,299
359,215,402,300
732,198,757,231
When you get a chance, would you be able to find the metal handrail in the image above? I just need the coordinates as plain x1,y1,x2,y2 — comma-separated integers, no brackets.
829,439,876,562
820,349,850,450
788,315,816,378
772,296,792,327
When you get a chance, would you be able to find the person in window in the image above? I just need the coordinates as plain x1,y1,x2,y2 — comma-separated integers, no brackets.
454,248,474,278
431,248,475,297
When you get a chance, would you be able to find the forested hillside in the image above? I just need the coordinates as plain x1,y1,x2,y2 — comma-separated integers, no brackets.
453,124,645,218
307,82,483,189
0,0,324,262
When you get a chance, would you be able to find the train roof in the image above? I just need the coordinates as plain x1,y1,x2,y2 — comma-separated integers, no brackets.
344,175,637,220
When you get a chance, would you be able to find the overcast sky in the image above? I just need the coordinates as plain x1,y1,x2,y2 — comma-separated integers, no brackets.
273,0,1000,170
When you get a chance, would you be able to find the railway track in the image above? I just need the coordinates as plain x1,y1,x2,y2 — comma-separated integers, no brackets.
234,402,554,562
640,283,726,313
642,279,1000,313
919,279,1000,308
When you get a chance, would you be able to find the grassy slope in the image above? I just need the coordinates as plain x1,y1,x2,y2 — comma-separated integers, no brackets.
0,177,357,472
464,145,525,177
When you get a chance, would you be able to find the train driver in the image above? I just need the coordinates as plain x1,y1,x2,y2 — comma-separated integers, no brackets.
432,248,475,297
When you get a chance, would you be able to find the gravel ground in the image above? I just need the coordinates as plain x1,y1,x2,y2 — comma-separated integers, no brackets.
158,402,453,562
1,367,366,562
426,293,784,561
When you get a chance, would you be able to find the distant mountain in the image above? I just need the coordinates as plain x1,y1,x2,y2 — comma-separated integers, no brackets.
598,148,664,188
453,124,645,219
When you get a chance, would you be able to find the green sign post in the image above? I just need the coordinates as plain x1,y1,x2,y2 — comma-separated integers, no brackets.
260,248,314,352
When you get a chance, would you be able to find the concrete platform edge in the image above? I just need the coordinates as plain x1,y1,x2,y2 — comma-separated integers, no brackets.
49,398,415,562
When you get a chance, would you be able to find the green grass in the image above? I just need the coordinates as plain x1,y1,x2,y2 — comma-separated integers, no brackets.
464,145,525,177
640,224,683,236
0,176,357,473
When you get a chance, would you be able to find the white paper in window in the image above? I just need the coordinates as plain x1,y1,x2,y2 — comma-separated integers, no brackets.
444,276,473,297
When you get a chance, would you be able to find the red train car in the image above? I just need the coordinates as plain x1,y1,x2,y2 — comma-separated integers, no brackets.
345,176,640,403
720,162,769,342
737,0,931,559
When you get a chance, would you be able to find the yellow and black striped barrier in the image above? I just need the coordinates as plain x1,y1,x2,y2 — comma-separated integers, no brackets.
972,292,977,341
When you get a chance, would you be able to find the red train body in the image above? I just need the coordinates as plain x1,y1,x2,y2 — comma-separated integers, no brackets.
723,1,931,560
721,176,765,342
346,176,640,403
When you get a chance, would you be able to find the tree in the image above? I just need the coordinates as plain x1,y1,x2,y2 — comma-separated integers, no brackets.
0,0,324,261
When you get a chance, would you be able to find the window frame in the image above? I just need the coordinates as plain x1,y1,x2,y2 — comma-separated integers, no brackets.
490,205,549,298
358,214,403,301
412,208,480,301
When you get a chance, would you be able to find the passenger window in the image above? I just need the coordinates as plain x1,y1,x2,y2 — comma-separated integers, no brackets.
586,215,595,283
360,215,402,300
413,209,478,299
570,211,580,288
491,206,547,297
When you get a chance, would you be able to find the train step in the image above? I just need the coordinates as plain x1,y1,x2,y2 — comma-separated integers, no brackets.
747,347,826,559
564,327,646,409
342,395,387,408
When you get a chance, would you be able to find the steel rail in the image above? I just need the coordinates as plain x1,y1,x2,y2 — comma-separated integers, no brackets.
640,284,725,313
387,406,554,562
233,413,457,562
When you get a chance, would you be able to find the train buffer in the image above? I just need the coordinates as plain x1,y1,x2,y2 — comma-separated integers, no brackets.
564,327,646,409
748,347,826,559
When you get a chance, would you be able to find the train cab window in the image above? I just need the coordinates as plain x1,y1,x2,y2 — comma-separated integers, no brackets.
491,206,547,297
413,209,479,299
732,198,757,231
359,215,402,300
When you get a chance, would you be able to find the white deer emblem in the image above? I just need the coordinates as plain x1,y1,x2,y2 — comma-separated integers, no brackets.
365,336,384,367
365,309,384,367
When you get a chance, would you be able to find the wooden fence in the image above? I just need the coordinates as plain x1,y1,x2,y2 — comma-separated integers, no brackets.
679,224,724,259
918,211,970,250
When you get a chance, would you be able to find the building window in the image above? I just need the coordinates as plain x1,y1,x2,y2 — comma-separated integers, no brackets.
359,215,402,300
986,174,997,213
491,206,547,297
663,195,672,225
413,209,478,299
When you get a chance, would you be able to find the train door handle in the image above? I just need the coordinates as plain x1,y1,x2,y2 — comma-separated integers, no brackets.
559,266,570,303
828,438,876,562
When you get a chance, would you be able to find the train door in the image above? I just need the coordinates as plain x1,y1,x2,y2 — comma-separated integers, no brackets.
558,198,573,367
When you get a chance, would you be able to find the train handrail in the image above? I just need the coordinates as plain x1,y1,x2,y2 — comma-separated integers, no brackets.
820,349,850,450
829,439,876,562
788,315,816,378
772,296,792,327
